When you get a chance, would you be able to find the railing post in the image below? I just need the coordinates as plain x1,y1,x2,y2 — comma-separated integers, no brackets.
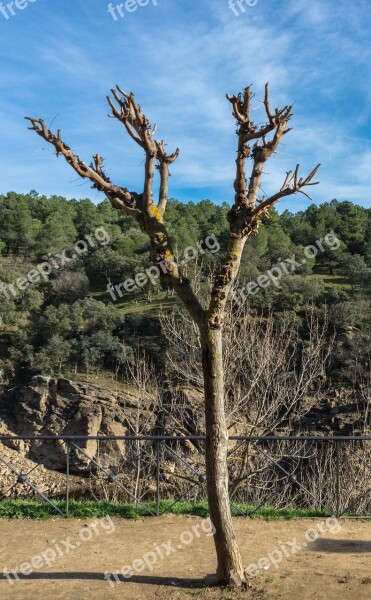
245,445,249,516
156,439,160,516
335,440,340,517
66,440,70,517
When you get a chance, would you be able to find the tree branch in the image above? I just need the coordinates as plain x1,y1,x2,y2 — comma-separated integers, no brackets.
208,85,315,328
107,86,179,213
252,163,321,218
26,84,318,333
227,84,292,210
156,141,180,213
25,117,140,219
26,94,203,327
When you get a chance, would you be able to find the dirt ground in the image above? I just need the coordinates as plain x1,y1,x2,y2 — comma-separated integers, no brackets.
0,515,370,599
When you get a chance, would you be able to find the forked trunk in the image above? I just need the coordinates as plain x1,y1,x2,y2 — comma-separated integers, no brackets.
200,326,245,585
26,82,318,590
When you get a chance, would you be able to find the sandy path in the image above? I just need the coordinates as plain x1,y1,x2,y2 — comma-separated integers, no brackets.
0,515,370,599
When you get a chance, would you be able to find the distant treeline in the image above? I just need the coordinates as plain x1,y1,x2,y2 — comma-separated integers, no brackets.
0,191,370,382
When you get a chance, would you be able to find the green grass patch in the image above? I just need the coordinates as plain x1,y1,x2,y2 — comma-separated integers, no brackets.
307,273,352,290
0,499,331,521
114,295,177,315
87,275,178,315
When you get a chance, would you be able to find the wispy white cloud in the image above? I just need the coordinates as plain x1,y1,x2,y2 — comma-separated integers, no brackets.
0,0,370,208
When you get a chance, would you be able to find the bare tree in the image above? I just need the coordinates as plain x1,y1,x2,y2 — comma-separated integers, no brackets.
26,84,320,585
123,351,159,503
348,333,371,433
162,302,333,496
162,303,332,427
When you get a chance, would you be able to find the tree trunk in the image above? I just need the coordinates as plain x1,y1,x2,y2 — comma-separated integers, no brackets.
27,83,316,589
200,325,245,585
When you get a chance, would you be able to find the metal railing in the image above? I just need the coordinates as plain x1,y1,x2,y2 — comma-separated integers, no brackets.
0,435,370,518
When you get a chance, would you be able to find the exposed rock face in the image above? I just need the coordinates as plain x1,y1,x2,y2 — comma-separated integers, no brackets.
0,376,153,474
0,375,368,500
294,389,370,435
0,376,206,499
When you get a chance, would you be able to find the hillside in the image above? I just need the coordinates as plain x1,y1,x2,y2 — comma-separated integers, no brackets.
0,192,370,387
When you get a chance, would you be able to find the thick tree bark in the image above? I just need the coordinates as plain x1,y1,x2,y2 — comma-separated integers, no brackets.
200,325,245,585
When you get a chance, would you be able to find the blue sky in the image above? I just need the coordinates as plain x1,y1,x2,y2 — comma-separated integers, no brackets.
0,0,370,211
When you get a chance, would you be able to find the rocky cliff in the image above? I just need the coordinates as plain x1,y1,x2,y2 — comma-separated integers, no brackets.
0,375,368,499
0,376,152,497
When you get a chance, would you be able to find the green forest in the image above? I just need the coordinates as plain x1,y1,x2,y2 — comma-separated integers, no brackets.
0,191,370,385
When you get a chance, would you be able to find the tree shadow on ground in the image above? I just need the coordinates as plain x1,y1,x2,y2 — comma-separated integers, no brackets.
310,539,371,553
0,571,214,588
